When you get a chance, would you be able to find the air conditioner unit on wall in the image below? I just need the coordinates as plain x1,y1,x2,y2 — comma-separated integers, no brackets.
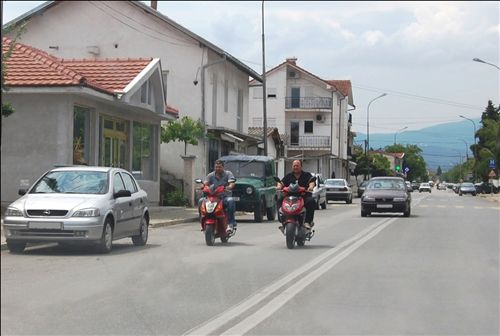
316,114,325,123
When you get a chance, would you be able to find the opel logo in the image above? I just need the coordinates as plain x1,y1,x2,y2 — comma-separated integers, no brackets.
43,210,51,216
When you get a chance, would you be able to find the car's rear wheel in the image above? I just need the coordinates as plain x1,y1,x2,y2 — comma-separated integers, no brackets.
132,215,148,246
346,195,353,204
320,200,327,209
6,240,26,253
98,219,113,253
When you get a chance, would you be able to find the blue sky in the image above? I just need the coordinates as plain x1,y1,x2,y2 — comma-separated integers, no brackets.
2,1,499,138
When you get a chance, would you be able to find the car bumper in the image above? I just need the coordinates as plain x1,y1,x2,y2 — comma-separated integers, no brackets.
326,192,351,201
3,216,104,243
361,202,409,213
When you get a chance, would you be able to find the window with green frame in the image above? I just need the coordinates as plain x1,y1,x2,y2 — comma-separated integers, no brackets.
132,122,156,180
73,106,91,165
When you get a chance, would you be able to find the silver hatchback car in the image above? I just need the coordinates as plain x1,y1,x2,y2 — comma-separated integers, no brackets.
3,166,149,253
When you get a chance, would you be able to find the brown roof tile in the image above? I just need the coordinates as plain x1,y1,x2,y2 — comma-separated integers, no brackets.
2,38,152,95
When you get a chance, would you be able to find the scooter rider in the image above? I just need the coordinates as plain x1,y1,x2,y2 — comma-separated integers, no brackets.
276,160,316,233
202,159,237,233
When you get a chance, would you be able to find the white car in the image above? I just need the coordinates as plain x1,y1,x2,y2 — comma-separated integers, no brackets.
311,173,327,210
419,182,432,193
3,166,149,253
325,178,353,203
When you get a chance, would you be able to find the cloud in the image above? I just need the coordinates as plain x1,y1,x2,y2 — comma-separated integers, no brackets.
363,30,386,46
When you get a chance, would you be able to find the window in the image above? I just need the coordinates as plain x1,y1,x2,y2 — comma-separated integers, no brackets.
132,122,157,180
121,173,138,193
73,106,91,165
99,116,129,169
208,139,219,172
140,80,152,105
113,173,126,193
304,120,313,133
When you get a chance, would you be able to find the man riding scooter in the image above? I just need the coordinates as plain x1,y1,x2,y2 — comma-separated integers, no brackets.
276,160,316,234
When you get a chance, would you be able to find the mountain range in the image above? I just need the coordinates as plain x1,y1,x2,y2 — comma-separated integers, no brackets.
354,119,480,172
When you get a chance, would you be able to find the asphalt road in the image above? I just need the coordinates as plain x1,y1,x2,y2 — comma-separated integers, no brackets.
1,190,499,335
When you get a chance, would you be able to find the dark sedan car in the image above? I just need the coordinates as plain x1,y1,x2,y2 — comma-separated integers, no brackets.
361,177,411,217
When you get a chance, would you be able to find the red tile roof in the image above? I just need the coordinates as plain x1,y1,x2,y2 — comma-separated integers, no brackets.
166,105,180,117
2,37,152,95
326,80,352,98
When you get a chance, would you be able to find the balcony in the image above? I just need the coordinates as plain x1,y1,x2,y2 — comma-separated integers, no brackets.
285,97,332,110
288,135,330,149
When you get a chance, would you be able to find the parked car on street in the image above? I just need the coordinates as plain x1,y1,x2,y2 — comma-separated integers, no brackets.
360,177,411,217
459,182,477,196
405,181,413,192
2,166,150,253
325,178,353,204
419,182,432,193
411,181,420,191
311,173,327,210
357,180,369,197
474,182,499,194
219,155,278,222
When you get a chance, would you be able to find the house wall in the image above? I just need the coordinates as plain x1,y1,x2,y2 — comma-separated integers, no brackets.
8,0,254,188
1,92,161,206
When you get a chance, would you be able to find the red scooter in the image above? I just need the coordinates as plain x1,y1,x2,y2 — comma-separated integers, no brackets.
275,177,315,249
195,178,236,246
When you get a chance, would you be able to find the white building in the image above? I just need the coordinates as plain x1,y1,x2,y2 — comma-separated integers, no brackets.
249,58,356,178
4,0,263,204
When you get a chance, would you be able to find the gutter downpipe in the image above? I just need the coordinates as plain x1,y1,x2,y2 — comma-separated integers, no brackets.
201,53,227,175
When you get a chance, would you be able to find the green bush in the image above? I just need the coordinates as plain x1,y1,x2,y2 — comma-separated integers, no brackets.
165,189,189,206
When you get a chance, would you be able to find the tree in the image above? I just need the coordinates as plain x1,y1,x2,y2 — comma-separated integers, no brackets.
385,143,427,181
370,154,392,177
437,166,442,176
160,116,205,155
476,101,500,181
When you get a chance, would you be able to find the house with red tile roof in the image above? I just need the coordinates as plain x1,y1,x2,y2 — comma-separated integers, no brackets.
4,1,264,206
1,37,171,205
249,57,356,179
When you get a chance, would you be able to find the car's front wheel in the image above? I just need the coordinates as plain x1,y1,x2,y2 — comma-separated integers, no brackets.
254,198,265,222
6,240,26,253
98,218,113,253
403,207,411,217
320,199,327,209
132,215,149,246
266,199,277,221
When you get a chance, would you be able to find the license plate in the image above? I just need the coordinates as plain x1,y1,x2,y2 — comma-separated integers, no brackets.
29,222,62,229
229,197,240,201
376,204,393,209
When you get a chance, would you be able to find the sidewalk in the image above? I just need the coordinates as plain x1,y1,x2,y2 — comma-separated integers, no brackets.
1,206,200,250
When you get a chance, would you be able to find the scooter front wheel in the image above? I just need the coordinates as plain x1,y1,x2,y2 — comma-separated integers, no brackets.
285,223,296,249
205,225,215,246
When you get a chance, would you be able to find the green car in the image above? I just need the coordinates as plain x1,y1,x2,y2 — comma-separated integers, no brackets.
219,155,278,222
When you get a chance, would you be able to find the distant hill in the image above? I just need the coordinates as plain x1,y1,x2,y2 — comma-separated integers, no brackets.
355,119,480,172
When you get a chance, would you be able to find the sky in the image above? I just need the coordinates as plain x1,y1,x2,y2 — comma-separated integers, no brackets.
2,1,499,138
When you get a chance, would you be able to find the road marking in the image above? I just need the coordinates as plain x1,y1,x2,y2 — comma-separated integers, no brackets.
437,205,446,208
419,205,429,208
183,218,395,336
455,206,465,208
221,218,397,336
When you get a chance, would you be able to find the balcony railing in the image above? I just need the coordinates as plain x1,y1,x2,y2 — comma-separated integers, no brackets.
288,135,330,148
285,97,332,109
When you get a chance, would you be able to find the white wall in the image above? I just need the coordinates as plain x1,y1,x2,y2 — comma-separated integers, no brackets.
9,0,253,185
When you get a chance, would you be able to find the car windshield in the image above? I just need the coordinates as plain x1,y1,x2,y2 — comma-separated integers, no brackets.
224,161,265,178
461,183,474,187
367,179,405,190
30,171,109,194
325,179,345,186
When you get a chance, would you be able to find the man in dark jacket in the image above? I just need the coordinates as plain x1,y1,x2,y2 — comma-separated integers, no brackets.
276,160,316,232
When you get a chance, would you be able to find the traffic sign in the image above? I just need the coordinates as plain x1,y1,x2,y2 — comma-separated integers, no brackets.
488,170,496,178
489,159,496,169
404,167,410,173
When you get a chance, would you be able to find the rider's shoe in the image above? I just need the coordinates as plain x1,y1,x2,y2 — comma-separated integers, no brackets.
303,222,312,230
278,225,285,235
226,226,233,234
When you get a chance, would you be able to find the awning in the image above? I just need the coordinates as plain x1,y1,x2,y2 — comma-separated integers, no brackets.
221,132,244,143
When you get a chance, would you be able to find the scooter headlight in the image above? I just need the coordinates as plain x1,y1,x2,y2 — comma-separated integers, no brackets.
284,203,299,212
205,201,217,213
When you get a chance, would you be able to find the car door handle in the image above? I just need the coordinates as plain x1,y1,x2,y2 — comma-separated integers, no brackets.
129,202,132,207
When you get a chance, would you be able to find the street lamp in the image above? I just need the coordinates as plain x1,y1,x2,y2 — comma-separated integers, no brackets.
472,58,500,70
394,126,408,145
459,115,477,182
460,139,469,160
366,92,387,154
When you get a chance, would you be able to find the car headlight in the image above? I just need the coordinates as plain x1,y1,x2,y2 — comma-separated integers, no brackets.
393,197,406,202
5,207,23,216
246,187,253,195
363,196,375,202
72,208,100,217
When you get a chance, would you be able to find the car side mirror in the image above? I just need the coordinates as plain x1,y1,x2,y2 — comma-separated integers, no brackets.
114,189,132,198
18,189,27,196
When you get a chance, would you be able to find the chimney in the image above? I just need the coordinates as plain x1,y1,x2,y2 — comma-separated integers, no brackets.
286,57,297,65
151,1,157,10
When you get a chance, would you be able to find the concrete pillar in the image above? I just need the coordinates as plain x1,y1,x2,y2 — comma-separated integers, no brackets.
181,155,196,207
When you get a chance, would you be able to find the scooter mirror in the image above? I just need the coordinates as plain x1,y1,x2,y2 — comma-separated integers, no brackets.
194,178,203,184
228,178,236,183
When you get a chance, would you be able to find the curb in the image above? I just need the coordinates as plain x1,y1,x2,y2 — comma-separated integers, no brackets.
149,217,199,228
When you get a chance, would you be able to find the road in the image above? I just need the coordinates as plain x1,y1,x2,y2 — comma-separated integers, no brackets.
1,190,499,335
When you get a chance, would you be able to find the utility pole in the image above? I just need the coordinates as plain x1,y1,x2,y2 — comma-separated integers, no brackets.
261,0,268,156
